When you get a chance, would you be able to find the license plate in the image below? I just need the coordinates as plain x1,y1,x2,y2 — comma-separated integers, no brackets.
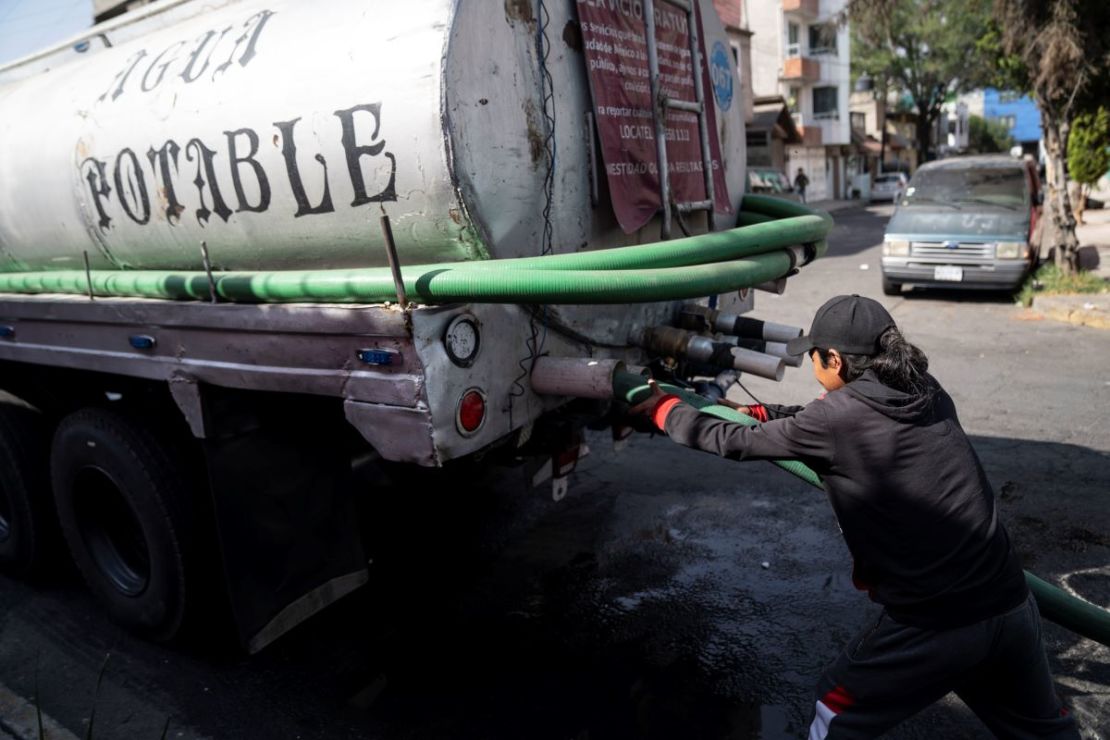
934,266,964,282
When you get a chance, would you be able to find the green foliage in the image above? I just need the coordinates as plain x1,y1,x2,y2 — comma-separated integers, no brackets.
1067,107,1110,186
850,0,992,159
974,21,1030,95
1017,263,1108,306
967,114,1015,153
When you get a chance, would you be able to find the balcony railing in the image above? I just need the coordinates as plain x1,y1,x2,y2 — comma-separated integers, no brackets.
781,57,820,81
783,0,819,17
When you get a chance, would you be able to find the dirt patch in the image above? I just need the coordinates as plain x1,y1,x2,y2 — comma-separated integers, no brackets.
523,99,545,168
504,0,534,25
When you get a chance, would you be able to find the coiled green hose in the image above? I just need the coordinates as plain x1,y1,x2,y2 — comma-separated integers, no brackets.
0,196,828,304
614,371,1110,648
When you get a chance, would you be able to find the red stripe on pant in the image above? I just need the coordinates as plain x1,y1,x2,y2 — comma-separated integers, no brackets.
822,685,855,714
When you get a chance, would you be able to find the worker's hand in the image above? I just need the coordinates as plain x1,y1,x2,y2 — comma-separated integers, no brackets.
627,379,667,418
717,397,750,413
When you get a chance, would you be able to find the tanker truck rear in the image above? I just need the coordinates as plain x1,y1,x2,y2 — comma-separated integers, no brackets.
0,0,829,651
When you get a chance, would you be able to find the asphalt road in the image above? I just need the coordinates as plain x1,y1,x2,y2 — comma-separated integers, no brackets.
1,204,1107,739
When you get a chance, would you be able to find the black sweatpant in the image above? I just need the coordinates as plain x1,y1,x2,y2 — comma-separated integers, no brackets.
809,594,1079,739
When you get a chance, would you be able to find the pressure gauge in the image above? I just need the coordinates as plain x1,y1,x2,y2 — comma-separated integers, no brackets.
444,314,480,367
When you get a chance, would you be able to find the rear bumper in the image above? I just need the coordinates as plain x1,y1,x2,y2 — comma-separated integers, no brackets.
880,258,1030,290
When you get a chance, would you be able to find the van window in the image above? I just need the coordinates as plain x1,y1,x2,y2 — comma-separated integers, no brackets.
906,166,1026,208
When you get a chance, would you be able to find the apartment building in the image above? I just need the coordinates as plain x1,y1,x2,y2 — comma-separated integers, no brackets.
745,0,851,201
955,89,1044,159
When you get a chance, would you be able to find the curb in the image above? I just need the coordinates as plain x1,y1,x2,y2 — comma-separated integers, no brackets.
0,683,78,740
1030,295,1110,330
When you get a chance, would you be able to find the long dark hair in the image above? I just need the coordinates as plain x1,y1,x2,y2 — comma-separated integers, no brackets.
817,327,932,396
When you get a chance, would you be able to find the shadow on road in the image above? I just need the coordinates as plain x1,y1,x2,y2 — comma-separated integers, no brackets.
0,435,1107,739
823,206,894,257
899,286,1018,304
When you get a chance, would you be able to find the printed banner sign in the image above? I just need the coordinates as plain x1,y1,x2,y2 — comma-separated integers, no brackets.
577,0,731,234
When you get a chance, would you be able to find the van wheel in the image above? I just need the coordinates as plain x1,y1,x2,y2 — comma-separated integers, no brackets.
51,408,194,642
0,397,50,578
881,276,902,296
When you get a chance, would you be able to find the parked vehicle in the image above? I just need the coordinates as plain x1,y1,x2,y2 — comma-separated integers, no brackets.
880,156,1042,295
870,172,908,203
747,168,801,202
0,0,827,651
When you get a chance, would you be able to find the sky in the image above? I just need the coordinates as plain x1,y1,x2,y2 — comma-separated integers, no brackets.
0,0,94,65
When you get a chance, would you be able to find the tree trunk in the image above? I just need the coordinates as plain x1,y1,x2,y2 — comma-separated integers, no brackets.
915,112,933,164
1042,117,1080,273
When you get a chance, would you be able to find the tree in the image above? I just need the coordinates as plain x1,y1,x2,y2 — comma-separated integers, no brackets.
987,0,1110,272
1067,106,1110,199
850,0,992,164
967,114,1015,153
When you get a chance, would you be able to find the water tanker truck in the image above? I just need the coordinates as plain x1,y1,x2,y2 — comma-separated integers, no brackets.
0,0,834,651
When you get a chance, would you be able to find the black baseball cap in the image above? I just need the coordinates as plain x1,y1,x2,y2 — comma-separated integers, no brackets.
785,295,895,356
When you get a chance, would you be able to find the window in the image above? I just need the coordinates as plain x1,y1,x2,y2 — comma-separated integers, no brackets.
813,86,839,119
808,24,838,55
998,91,1020,103
746,130,770,148
990,114,1016,130
902,166,1027,208
787,22,800,57
788,85,801,113
851,111,866,134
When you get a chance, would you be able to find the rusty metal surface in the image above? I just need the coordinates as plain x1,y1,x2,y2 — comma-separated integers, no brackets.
0,296,423,406
344,401,438,466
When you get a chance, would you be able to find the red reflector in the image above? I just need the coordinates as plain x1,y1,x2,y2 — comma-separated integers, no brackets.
458,389,485,433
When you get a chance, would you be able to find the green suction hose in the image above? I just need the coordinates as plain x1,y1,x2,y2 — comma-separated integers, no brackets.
0,195,828,305
613,370,1110,648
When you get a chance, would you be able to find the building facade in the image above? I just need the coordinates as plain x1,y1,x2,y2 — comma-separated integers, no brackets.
745,0,851,201
952,89,1043,159
983,88,1043,158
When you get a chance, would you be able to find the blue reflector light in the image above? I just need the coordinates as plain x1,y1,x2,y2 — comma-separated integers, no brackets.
356,348,398,366
129,335,156,350
0,326,14,339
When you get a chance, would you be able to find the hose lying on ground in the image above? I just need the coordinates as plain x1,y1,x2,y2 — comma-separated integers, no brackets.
614,371,1110,648
0,196,829,304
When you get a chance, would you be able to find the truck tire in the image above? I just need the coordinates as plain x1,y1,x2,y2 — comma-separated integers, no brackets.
881,276,902,296
0,398,50,578
51,408,194,642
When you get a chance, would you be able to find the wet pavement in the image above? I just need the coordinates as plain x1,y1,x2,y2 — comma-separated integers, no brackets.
1,205,1108,739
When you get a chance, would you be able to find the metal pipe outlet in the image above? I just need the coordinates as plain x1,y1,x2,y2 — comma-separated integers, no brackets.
530,357,625,399
729,346,785,381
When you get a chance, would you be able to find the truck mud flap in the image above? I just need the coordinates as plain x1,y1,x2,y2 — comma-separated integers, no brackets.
201,391,369,653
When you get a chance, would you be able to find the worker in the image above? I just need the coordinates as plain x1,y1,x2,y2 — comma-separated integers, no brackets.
629,295,1079,739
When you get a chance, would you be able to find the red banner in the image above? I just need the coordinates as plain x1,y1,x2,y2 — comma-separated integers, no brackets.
577,0,731,234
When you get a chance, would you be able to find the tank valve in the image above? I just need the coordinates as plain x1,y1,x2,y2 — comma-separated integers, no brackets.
636,326,784,381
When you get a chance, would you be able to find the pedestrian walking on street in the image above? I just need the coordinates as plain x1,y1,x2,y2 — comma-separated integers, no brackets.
630,295,1080,739
794,167,810,202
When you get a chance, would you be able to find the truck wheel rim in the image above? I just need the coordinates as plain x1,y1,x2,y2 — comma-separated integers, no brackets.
73,466,150,596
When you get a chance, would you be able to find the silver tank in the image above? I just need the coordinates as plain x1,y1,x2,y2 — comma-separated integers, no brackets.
0,0,745,273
